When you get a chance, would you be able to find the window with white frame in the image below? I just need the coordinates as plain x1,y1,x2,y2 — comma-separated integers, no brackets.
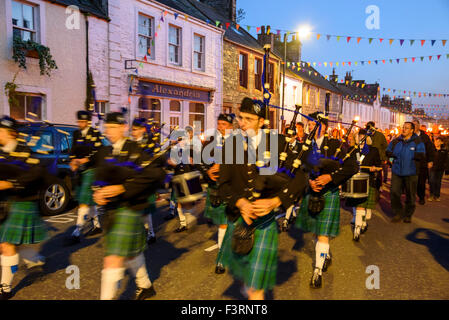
193,34,205,71
10,93,44,120
169,25,181,65
138,98,161,124
138,13,154,58
169,100,181,131
12,1,38,42
95,101,108,115
189,102,205,131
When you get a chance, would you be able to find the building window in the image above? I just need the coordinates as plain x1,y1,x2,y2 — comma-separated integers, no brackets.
189,102,205,131
222,105,232,114
138,13,154,58
239,53,248,88
267,63,274,92
95,101,108,115
169,100,181,131
193,34,205,71
12,1,37,42
10,93,44,120
138,98,161,124
254,58,262,90
169,25,181,65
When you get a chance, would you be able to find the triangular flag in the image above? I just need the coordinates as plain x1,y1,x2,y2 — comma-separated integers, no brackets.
443,40,447,46
342,62,345,66
437,55,441,60
317,34,321,40
155,32,158,37
382,59,385,64
313,62,316,67
446,54,449,59
287,62,290,67
362,83,365,88
225,22,230,29
174,13,179,19
246,25,251,32
144,55,147,62
404,58,407,63
389,59,392,63
215,21,220,27
400,39,404,46
429,56,432,61
357,37,361,44
412,57,416,62
354,61,358,66
397,59,400,64
326,35,331,41
348,62,351,66
431,40,436,46
256,27,261,33
185,15,188,21
324,62,327,67
307,62,311,67
347,36,351,43
410,39,415,46
375,60,378,64
421,40,425,46
163,10,168,16
361,61,365,65
421,56,424,61
236,24,240,30
336,36,341,42
160,16,164,22
267,26,271,34
318,63,321,67
335,62,339,67
389,39,394,45
292,65,296,70
379,38,383,43
368,60,371,65
329,62,333,67
286,31,290,37
368,38,373,44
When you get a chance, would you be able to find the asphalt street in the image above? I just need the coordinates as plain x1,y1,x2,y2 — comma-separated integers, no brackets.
8,176,449,300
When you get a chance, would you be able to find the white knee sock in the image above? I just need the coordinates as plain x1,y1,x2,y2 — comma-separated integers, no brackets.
91,206,101,228
315,242,329,275
178,207,187,227
125,254,152,289
285,205,294,220
355,208,365,228
73,206,90,236
100,267,125,300
146,215,155,237
366,209,372,220
1,254,20,292
218,227,227,249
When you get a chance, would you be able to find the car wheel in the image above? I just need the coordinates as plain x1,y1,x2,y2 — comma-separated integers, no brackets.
40,179,70,216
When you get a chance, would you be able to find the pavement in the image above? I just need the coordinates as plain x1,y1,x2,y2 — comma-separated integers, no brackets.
7,176,449,300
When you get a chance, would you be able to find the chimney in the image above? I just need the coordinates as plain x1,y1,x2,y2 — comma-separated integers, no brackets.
329,68,338,82
345,72,352,84
200,0,237,22
257,25,275,48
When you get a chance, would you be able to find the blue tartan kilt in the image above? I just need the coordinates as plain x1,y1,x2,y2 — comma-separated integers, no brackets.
76,169,95,206
0,201,48,245
296,188,341,237
105,207,147,258
219,213,278,290
204,188,227,225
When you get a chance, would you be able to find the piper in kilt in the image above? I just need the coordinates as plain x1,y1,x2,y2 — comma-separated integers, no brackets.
219,98,307,300
92,112,165,300
345,129,382,241
0,116,48,300
131,117,161,245
295,112,358,288
201,113,235,274
66,110,104,245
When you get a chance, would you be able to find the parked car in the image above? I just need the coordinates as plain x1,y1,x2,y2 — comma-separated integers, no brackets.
16,122,108,216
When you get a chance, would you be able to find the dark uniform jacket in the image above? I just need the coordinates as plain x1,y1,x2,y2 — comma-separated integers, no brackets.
356,145,381,188
70,127,103,170
92,139,166,212
219,131,308,213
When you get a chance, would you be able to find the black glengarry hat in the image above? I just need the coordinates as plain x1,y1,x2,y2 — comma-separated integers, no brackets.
132,117,147,127
105,112,126,124
218,113,235,124
308,111,328,127
77,110,92,121
0,115,18,131
239,97,266,118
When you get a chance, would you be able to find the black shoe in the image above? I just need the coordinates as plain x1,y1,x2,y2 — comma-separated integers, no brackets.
391,215,402,223
280,219,289,232
215,263,226,274
350,222,355,232
147,234,156,244
135,285,156,300
419,199,425,205
403,217,412,223
322,256,332,272
0,285,12,300
64,235,81,246
361,224,368,234
310,269,322,289
85,226,103,237
174,225,187,233
164,214,175,221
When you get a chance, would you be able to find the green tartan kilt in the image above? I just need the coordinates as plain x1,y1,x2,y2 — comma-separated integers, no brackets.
219,214,278,290
0,202,48,245
105,207,147,258
296,188,341,237
204,188,227,225
358,187,378,209
143,194,157,215
75,169,95,206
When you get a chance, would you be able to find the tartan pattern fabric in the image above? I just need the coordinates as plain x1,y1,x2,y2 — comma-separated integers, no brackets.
143,193,157,215
204,188,227,225
219,214,278,290
76,169,95,206
296,188,341,237
358,186,378,209
105,207,146,257
0,202,48,244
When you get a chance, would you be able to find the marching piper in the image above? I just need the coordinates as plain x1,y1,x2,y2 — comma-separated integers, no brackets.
0,116,48,300
92,112,165,300
295,112,359,288
202,113,234,274
66,110,104,245
218,97,307,300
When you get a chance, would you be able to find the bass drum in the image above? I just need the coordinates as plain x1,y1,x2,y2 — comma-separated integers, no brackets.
171,171,205,204
340,172,369,198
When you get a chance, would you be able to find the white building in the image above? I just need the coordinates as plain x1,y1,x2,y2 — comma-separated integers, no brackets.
279,69,303,126
95,0,224,134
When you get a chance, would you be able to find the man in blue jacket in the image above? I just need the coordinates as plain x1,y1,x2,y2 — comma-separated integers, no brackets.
386,122,426,223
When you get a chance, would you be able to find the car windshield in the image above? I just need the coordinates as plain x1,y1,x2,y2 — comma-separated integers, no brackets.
18,127,54,154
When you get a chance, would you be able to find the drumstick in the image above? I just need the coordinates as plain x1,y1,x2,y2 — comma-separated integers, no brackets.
360,165,382,171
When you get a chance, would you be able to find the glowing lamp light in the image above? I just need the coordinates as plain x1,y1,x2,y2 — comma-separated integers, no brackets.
200,133,205,141
439,125,443,131
354,116,360,122
395,128,399,135
297,25,312,40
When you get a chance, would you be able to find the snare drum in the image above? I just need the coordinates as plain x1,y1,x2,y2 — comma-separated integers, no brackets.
340,172,369,198
171,171,205,204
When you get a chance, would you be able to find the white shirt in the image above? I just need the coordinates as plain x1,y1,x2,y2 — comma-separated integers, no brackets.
2,140,18,153
112,138,127,156
81,127,89,138
248,129,263,151
315,135,325,149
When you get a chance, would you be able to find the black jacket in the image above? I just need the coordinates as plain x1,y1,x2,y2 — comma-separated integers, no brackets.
70,127,104,169
417,130,435,164
358,145,381,187
432,145,449,172
92,139,166,212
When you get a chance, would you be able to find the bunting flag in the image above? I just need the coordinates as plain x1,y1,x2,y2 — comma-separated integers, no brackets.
369,38,373,44
317,34,321,40
246,25,251,32
236,24,240,30
185,15,188,21
347,36,351,43
400,39,404,46
225,22,230,29
379,38,383,43
357,37,361,44
326,35,331,41
410,39,415,46
215,21,220,27
443,40,447,46
421,40,426,46
389,39,394,45
431,40,436,46
174,13,179,19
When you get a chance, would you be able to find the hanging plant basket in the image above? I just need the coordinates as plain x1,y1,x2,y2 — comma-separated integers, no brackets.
12,37,58,76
